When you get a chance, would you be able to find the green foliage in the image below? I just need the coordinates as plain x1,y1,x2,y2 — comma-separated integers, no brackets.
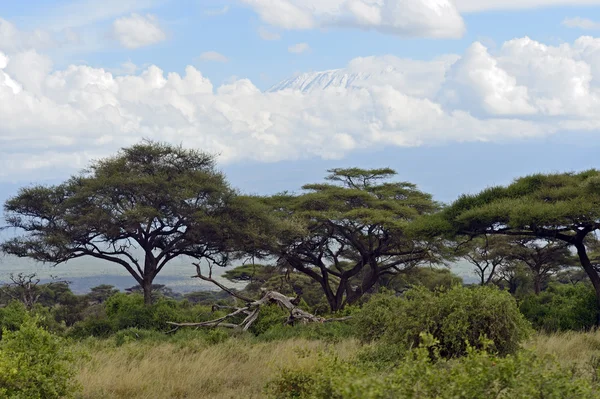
354,286,531,357
520,283,598,331
69,293,225,338
257,321,355,343
384,266,463,292
1,141,272,305
250,303,289,335
267,338,599,399
0,317,80,398
267,168,442,312
0,301,65,336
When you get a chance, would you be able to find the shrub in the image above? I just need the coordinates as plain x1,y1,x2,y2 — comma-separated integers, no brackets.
250,304,289,336
353,285,531,357
0,317,80,398
267,335,600,399
519,283,598,331
0,301,65,336
258,321,355,343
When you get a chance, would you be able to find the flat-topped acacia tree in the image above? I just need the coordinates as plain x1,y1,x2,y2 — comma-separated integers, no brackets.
439,170,600,320
1,141,260,305
266,168,441,312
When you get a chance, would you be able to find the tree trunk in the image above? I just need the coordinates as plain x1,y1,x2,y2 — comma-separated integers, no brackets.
575,241,600,325
533,275,542,295
142,280,153,306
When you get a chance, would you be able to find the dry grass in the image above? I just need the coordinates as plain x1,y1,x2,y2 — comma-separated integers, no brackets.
74,337,359,399
73,330,600,398
528,329,600,376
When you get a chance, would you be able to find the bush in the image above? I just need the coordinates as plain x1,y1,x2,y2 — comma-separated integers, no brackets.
353,285,531,357
519,283,598,331
250,304,289,336
0,316,80,398
258,321,355,343
267,335,600,399
69,293,224,338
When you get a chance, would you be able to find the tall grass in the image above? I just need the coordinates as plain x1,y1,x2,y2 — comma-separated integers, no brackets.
74,335,358,399
528,328,600,377
72,330,600,398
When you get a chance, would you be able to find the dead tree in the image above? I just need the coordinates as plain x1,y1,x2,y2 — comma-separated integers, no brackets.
167,263,351,332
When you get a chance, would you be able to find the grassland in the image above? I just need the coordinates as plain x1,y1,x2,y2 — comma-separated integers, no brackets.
72,330,600,399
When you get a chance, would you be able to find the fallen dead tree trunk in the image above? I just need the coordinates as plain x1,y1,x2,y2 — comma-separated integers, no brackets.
167,263,351,333
167,290,352,333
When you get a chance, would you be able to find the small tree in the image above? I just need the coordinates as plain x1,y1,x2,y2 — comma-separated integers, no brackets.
507,239,575,294
1,141,254,305
457,235,512,286
265,168,440,312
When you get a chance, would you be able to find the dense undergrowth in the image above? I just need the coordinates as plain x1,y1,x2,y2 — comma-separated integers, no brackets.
1,282,600,398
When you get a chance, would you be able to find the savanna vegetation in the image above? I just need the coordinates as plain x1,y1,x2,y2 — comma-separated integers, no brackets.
1,141,600,398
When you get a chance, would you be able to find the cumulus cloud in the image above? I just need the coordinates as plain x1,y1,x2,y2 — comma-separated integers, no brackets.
0,18,55,52
288,43,310,53
241,0,466,39
562,17,600,30
455,0,600,12
198,51,229,62
111,13,166,49
3,36,600,181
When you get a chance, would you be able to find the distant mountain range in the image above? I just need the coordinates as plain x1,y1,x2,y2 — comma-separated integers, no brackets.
267,69,371,93
266,55,459,98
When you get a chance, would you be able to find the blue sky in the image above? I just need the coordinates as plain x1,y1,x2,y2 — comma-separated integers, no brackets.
4,0,600,89
2,0,600,287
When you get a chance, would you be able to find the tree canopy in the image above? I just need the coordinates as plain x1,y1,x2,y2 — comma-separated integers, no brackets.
1,141,266,304
437,170,600,319
265,167,441,311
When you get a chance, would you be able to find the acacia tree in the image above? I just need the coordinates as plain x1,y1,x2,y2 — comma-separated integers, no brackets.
266,168,440,312
457,235,512,286
1,141,258,305
438,170,600,321
507,239,575,294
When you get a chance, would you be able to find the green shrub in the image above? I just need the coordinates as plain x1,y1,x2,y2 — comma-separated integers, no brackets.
0,317,80,398
354,285,531,357
250,304,289,336
267,336,599,399
519,283,597,331
0,301,65,336
258,321,355,343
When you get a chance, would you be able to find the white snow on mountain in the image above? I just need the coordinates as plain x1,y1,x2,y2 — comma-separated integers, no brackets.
267,55,460,98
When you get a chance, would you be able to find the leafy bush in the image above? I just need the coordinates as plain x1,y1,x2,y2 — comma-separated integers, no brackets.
0,317,80,398
258,321,355,343
69,293,225,338
0,301,65,336
354,285,531,357
267,335,599,399
250,303,289,335
519,283,598,331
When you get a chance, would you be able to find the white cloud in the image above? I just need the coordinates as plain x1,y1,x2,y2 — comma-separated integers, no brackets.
455,0,600,12
562,17,600,30
3,36,600,181
111,13,166,49
0,18,55,53
198,51,229,62
258,27,281,41
288,43,310,53
241,0,466,39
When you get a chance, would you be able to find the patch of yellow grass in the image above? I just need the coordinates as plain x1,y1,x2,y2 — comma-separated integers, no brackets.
528,329,600,375
75,338,359,399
